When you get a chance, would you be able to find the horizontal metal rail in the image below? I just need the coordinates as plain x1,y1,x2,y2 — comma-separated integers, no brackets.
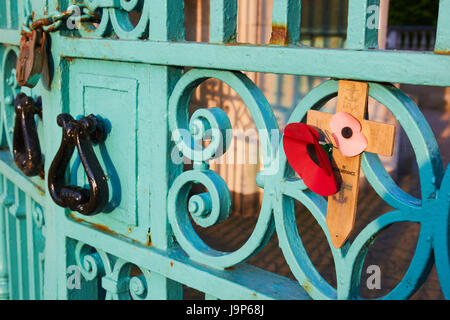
65,216,311,300
48,36,450,87
0,152,45,204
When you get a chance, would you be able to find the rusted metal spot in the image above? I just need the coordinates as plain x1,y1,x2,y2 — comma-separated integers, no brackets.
69,212,79,220
270,24,289,46
44,23,60,33
130,265,143,277
434,50,450,55
36,185,45,196
146,230,152,247
222,41,268,47
68,212,119,236
90,222,114,233
67,213,154,248
30,17,54,30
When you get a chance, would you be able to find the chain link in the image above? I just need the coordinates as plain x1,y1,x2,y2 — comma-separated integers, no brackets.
21,7,99,36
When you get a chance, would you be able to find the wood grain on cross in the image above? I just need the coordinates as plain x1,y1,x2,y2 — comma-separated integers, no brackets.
307,80,396,248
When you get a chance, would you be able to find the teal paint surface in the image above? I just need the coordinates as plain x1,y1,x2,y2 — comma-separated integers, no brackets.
346,0,380,49
0,0,448,300
435,0,450,52
210,0,237,43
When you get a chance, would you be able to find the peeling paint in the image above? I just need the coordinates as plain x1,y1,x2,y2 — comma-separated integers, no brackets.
36,185,45,196
434,50,450,55
69,213,126,239
68,213,155,249
146,231,152,247
270,24,289,46
301,279,313,296
89,221,114,233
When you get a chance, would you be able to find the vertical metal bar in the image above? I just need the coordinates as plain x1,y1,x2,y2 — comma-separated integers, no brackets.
14,198,23,300
38,252,44,299
147,0,184,300
9,0,18,29
16,0,30,30
149,0,185,42
148,0,184,249
12,187,28,300
36,0,68,300
210,0,237,43
5,0,12,28
270,0,301,45
0,1,6,29
4,179,17,299
346,0,380,49
435,0,450,53
0,175,13,300
16,0,24,29
25,196,37,300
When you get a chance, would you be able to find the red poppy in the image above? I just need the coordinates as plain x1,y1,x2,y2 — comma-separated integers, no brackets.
283,123,338,196
330,112,367,157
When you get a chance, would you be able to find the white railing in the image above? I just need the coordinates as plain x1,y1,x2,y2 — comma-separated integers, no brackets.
386,26,437,51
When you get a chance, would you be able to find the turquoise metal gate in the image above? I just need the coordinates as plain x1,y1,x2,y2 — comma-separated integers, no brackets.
0,0,449,300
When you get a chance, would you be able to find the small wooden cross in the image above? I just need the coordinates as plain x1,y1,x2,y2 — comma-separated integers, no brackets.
307,80,396,248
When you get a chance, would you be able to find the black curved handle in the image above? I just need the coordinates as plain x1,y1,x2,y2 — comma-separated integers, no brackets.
48,113,108,216
13,93,44,177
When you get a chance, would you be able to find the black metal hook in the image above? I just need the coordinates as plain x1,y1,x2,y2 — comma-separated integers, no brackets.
48,113,108,216
13,93,44,177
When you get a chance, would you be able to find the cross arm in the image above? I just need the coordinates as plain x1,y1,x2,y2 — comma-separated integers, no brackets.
306,110,396,157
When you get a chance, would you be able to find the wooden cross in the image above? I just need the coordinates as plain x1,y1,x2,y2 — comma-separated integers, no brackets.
307,80,396,248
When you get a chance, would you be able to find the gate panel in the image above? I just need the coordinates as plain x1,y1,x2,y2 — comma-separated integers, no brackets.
0,0,448,300
0,154,46,300
65,59,150,242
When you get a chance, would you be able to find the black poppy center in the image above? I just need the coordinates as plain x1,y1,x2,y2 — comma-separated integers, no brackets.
307,144,322,168
341,127,353,139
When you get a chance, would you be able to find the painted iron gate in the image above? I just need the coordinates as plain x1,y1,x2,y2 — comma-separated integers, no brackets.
0,0,449,300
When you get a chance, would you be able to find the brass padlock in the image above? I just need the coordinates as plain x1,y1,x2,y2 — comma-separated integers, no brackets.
16,29,47,88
